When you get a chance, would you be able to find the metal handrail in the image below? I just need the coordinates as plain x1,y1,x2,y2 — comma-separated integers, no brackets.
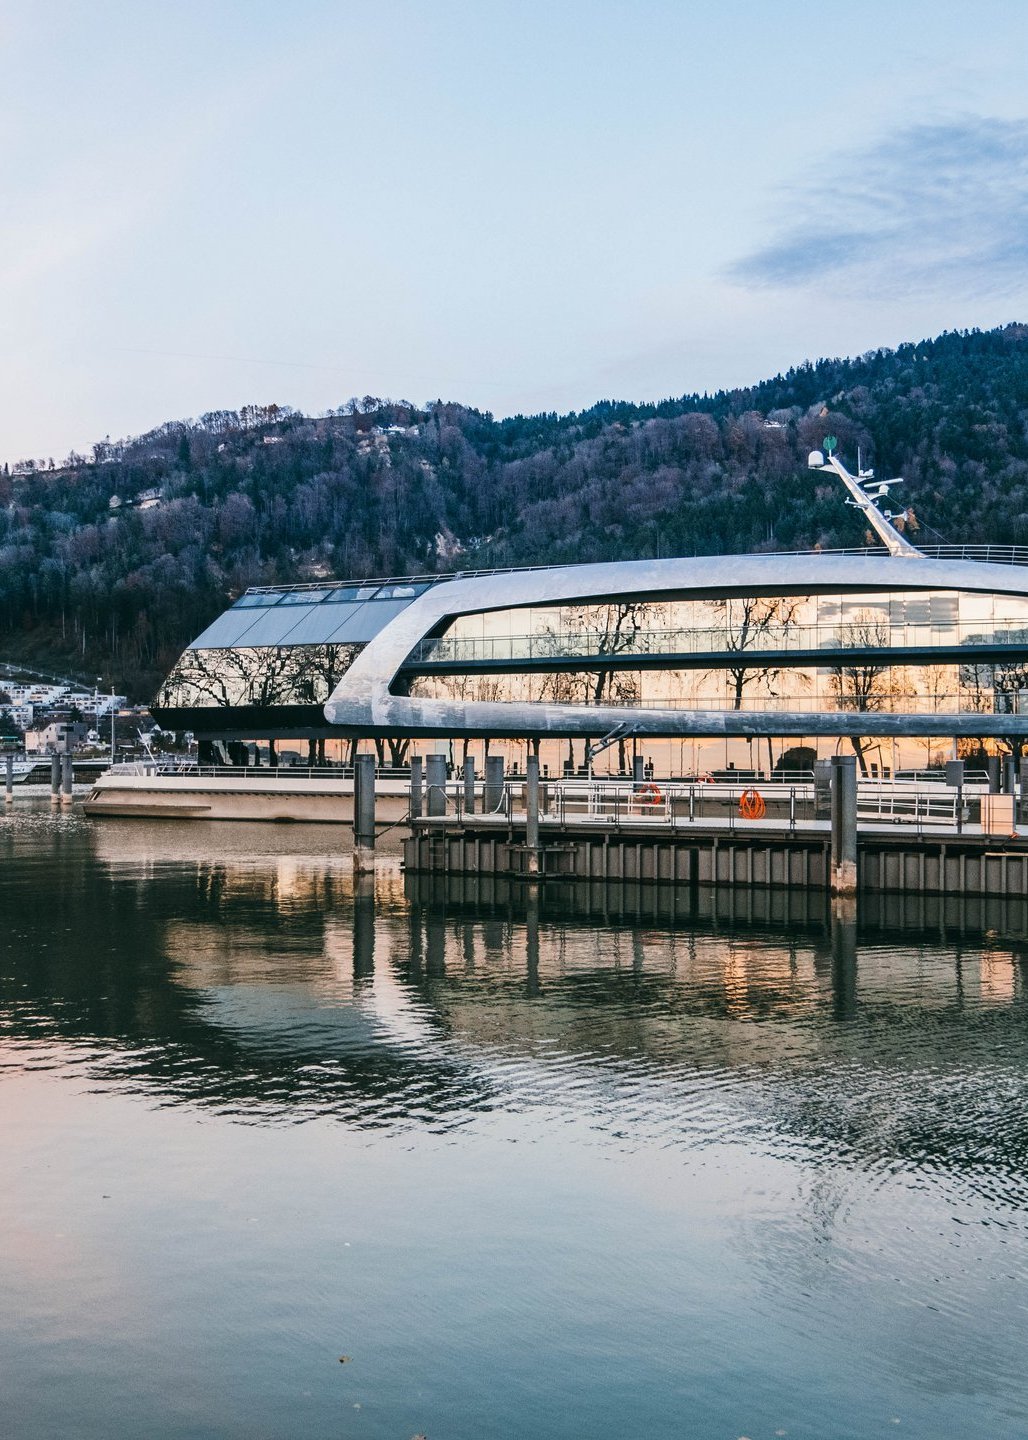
240,542,1028,600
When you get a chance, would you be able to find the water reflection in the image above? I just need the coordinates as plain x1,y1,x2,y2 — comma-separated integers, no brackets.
5,811,1028,1440
1,816,1027,1202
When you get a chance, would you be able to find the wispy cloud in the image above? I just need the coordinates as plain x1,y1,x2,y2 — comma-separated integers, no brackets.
730,117,1028,297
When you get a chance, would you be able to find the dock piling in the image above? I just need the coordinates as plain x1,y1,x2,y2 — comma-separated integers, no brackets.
50,753,60,807
409,755,423,819
463,756,476,815
830,755,857,894
426,754,447,817
5,754,12,805
352,753,376,874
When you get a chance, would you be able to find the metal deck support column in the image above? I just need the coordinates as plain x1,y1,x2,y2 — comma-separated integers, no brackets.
409,756,423,820
426,754,447,817
633,754,645,790
830,754,857,895
463,756,476,815
352,753,376,874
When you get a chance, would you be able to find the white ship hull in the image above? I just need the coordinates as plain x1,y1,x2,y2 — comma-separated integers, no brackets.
83,767,413,824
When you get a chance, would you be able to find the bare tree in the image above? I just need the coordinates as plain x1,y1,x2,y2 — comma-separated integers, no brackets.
828,613,898,774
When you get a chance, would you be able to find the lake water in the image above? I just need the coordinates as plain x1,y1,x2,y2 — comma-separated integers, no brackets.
2,805,1028,1440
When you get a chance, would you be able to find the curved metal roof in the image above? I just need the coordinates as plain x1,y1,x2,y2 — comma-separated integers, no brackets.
322,550,1028,739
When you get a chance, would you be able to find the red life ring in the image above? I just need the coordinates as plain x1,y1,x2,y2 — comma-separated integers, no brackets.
639,781,663,807
739,787,766,820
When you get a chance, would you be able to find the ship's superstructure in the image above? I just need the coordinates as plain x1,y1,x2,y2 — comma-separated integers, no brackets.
151,447,1028,772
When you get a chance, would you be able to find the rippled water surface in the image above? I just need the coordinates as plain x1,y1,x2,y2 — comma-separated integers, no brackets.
3,806,1028,1439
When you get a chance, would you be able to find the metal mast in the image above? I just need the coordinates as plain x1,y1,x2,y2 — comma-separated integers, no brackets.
808,436,922,559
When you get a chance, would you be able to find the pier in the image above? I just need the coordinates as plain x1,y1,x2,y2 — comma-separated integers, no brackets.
398,759,1028,899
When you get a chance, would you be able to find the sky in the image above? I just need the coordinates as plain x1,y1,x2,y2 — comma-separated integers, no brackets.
2,0,1028,461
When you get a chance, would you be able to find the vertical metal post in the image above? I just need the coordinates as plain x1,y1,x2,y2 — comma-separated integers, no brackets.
409,755,423,820
525,752,540,876
426,754,447,817
830,754,858,895
986,754,1000,793
110,686,116,766
1020,758,1028,827
50,752,60,807
463,755,476,815
352,753,376,874
484,754,504,815
5,754,12,805
632,754,644,790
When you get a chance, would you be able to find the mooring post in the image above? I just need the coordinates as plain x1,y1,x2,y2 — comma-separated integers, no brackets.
526,752,541,876
409,755,423,820
426,754,447,817
463,755,476,816
50,752,60,807
830,754,857,895
61,750,74,805
352,753,376,874
484,754,504,815
632,754,645,790
5,754,13,805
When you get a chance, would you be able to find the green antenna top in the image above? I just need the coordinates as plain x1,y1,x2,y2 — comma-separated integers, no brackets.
823,434,838,455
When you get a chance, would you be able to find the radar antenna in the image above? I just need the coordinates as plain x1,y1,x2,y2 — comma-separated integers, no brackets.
807,438,921,559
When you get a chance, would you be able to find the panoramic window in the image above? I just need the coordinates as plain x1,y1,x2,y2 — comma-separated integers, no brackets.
156,643,363,709
412,589,1028,666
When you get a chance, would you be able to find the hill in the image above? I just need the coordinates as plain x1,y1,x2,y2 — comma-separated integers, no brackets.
4,324,1028,700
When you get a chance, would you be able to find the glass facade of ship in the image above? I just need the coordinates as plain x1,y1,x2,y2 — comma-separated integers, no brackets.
404,590,1028,716
152,553,1028,771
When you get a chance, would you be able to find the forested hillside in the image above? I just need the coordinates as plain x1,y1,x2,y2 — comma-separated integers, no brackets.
4,324,1028,699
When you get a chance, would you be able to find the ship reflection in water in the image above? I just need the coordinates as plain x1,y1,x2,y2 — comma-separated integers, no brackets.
2,811,1028,1440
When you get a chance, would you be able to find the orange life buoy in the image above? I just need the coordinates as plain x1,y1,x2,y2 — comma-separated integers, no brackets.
639,781,664,807
739,787,766,820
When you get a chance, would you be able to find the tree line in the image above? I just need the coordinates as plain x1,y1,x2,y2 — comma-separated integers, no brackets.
2,325,1028,699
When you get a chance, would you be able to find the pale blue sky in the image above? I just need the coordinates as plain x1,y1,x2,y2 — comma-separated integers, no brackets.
3,0,1028,460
